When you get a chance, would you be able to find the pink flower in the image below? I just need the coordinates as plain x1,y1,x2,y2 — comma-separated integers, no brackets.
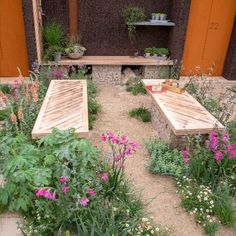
87,188,96,197
182,149,190,164
35,188,56,200
116,162,124,169
60,176,67,184
101,173,109,182
208,131,218,152
80,198,89,206
120,135,128,145
222,132,229,144
62,186,69,194
215,152,223,161
100,133,106,142
35,188,46,197
130,142,137,151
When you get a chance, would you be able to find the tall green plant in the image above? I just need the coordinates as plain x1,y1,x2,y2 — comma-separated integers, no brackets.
43,22,64,48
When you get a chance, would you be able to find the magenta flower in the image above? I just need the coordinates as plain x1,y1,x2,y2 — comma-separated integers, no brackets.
100,133,106,142
227,144,236,159
80,198,89,206
208,131,218,152
120,135,128,145
101,173,109,182
222,132,229,144
215,151,223,161
62,186,69,194
35,188,56,200
60,176,68,184
87,188,96,197
181,148,190,164
35,188,46,197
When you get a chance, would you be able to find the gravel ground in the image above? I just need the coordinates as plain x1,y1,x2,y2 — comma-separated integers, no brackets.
89,85,235,236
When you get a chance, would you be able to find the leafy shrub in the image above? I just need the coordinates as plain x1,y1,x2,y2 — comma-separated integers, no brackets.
123,6,145,40
129,107,151,122
146,140,188,177
126,77,147,95
44,45,63,61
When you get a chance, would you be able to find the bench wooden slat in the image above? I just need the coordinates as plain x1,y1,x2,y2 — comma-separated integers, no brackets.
142,79,224,135
32,80,88,139
53,56,173,66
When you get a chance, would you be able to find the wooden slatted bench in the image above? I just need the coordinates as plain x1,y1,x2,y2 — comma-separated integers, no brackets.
54,56,173,85
32,80,88,139
142,79,224,146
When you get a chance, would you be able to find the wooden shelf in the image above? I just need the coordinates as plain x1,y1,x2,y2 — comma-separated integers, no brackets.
132,21,175,26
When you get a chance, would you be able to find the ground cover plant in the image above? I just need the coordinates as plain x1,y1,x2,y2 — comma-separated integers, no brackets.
126,76,147,95
0,129,166,235
146,131,236,235
129,107,151,122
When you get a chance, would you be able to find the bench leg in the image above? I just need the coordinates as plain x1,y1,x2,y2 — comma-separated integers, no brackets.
143,66,170,80
92,65,122,85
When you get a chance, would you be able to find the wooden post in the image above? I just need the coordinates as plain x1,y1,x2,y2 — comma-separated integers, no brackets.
32,0,43,64
68,0,78,38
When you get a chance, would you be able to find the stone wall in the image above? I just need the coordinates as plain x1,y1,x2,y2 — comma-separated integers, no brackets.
42,0,172,56
223,18,236,81
168,0,191,62
22,0,37,69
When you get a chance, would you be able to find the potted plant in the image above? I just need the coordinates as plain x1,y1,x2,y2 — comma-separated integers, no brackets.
153,48,159,57
160,13,167,21
44,45,63,62
65,43,86,59
144,48,152,57
122,6,146,41
155,13,161,21
158,48,169,59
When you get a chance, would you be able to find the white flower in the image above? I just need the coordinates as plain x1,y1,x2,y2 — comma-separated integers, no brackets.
155,227,160,232
125,224,130,227
206,209,209,213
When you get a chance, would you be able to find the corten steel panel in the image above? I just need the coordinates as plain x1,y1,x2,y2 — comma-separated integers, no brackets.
182,0,236,76
0,0,29,76
42,0,171,55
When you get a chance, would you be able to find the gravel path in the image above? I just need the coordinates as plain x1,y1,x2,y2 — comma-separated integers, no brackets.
89,85,235,236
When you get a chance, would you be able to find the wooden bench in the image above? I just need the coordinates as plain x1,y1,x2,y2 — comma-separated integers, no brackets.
55,56,173,85
32,80,88,139
142,79,224,145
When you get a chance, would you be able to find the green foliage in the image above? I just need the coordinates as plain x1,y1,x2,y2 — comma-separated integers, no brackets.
227,121,236,145
185,76,236,125
144,47,169,56
87,79,101,130
145,140,188,177
0,129,164,235
129,107,151,122
42,22,64,48
126,77,147,95
122,6,145,40
44,45,63,61
214,185,236,227
0,84,11,94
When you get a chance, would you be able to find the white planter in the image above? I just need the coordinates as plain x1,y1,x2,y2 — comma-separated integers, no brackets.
145,53,151,57
67,51,84,59
160,15,167,21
